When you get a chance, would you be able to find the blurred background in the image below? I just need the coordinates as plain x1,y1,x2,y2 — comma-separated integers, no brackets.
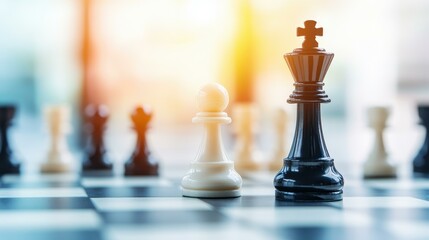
0,0,428,176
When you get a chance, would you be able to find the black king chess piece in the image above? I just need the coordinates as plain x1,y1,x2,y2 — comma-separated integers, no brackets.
124,106,159,176
274,20,344,201
0,105,20,175
82,105,113,171
413,105,429,176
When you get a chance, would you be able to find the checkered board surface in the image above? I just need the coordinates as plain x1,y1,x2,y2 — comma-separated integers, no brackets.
1,173,429,240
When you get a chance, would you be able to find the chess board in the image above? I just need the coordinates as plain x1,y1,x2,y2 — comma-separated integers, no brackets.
1,173,429,240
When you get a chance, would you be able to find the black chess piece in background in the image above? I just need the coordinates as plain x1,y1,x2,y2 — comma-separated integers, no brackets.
0,105,20,175
82,105,113,171
273,20,344,202
124,106,159,176
413,105,429,176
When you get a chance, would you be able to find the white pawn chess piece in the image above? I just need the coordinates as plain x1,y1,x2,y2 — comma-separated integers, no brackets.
181,83,242,198
268,108,288,171
41,106,74,173
233,104,261,172
363,107,396,178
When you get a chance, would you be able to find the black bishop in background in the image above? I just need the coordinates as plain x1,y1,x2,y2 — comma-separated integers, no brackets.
0,105,20,176
413,105,429,176
124,106,159,176
82,104,113,172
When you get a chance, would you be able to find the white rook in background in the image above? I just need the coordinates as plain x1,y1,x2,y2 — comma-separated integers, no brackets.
41,106,74,173
269,108,288,171
363,107,397,178
233,103,261,173
181,83,242,198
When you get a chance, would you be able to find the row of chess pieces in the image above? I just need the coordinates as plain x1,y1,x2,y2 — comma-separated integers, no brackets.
362,106,429,178
0,93,428,180
0,83,293,198
0,89,288,178
0,103,160,176
232,104,429,179
1,96,429,179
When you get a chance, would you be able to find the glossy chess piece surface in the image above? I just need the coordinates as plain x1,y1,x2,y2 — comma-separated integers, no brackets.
181,83,242,198
274,20,344,202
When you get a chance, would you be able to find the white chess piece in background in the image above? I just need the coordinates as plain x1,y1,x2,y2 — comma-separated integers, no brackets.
181,83,242,198
233,104,261,173
268,108,288,171
41,106,74,173
363,107,396,178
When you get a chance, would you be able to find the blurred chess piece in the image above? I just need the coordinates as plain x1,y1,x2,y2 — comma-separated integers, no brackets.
41,106,74,173
181,83,242,198
413,105,429,176
363,107,396,178
0,105,20,175
82,104,113,171
268,108,288,171
124,105,159,176
233,104,261,172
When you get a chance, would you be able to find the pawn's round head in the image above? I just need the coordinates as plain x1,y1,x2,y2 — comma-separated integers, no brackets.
197,83,229,112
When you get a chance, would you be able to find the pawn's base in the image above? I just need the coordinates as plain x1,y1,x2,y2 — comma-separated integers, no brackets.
41,162,72,173
363,161,396,179
41,153,74,173
82,162,113,171
275,189,342,202
124,163,158,176
182,188,241,198
181,161,242,198
82,153,113,172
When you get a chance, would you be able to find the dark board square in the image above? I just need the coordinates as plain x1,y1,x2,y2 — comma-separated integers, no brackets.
0,181,81,189
100,210,228,225
0,197,94,210
203,196,335,208
86,186,181,198
274,226,394,240
0,229,102,240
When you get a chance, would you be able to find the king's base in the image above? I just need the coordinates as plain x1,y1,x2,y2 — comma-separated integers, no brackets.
275,189,342,202
273,159,344,202
182,188,241,198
